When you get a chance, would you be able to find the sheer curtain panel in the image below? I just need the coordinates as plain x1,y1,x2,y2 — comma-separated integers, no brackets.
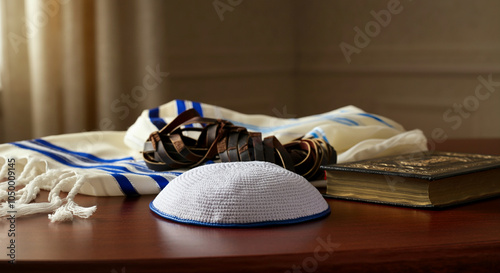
0,0,170,143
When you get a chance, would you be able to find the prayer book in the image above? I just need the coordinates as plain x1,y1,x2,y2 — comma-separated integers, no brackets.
321,151,500,208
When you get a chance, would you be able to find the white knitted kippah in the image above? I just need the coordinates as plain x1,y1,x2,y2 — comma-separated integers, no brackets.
150,161,330,227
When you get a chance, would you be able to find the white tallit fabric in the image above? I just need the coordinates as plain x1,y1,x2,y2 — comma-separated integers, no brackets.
125,99,428,163
0,99,427,222
0,131,181,222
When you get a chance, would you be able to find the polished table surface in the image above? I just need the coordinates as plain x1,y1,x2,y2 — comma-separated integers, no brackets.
1,139,500,272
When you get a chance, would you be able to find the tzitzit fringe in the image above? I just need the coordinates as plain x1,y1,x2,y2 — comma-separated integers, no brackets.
0,157,96,222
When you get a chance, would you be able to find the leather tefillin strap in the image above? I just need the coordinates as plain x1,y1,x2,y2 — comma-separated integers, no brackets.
143,108,337,181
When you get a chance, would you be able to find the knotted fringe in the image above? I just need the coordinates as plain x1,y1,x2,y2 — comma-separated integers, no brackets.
0,157,97,222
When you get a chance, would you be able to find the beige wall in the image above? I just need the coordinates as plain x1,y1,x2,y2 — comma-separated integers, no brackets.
164,0,297,115
4,1,496,140
164,0,500,139
295,0,500,138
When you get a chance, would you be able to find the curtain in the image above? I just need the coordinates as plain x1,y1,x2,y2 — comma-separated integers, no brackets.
0,0,170,143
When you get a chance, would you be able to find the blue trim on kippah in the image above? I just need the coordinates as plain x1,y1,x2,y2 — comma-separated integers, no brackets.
150,202,330,227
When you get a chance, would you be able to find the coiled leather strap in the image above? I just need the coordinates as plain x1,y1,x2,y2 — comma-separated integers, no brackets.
143,109,336,180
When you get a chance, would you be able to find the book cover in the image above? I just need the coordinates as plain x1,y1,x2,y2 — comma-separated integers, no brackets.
321,151,500,208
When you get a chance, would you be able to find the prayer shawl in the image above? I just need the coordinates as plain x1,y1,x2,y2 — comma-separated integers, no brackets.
0,100,428,222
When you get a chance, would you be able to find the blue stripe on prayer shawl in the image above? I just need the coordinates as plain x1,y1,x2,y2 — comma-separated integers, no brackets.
176,99,187,115
53,149,174,191
174,100,393,133
31,139,125,165
149,107,167,129
323,117,359,126
333,117,359,126
149,175,169,190
12,142,134,173
13,142,139,195
226,116,356,134
314,128,329,143
226,112,394,134
192,101,204,117
33,139,134,163
308,129,329,143
149,107,160,118
357,113,394,128
12,142,174,196
13,142,137,173
111,174,140,196
309,131,320,139
150,118,167,129
31,140,179,179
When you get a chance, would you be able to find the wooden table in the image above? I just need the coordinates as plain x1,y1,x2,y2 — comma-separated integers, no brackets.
1,139,500,272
